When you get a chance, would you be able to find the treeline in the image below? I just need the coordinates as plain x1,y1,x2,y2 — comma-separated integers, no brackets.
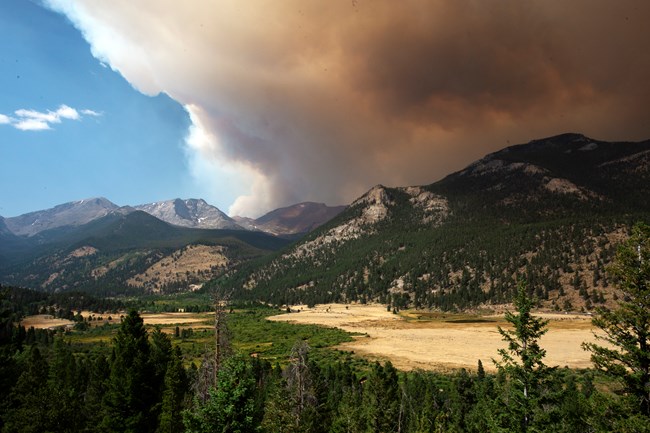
0,285,128,318
1,309,647,432
0,308,189,433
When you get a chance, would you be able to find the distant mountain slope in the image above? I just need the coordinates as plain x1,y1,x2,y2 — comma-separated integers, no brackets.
134,198,242,230
5,197,120,236
234,202,347,236
431,133,650,217
215,134,650,312
0,216,9,236
5,197,345,242
0,217,24,266
0,211,290,295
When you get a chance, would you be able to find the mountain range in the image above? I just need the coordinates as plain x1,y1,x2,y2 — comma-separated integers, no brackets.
214,133,650,312
2,197,345,238
4,197,121,237
2,133,649,311
0,198,344,294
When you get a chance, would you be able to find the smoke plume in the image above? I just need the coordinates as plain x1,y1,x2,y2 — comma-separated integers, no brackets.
46,0,650,216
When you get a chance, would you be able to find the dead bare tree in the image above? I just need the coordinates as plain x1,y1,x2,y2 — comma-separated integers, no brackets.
213,287,233,382
191,286,233,403
284,340,316,427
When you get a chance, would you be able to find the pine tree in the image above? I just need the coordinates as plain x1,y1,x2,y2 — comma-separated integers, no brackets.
83,351,110,431
363,361,400,433
47,338,86,431
157,346,188,433
260,377,296,433
183,355,258,433
3,346,51,433
150,326,173,422
329,385,364,433
583,222,650,416
101,310,156,433
494,280,550,432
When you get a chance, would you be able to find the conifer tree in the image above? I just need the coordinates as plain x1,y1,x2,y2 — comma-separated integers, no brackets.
158,346,188,433
83,351,110,431
47,338,85,431
102,310,156,433
183,355,258,433
583,222,650,416
150,326,173,422
363,361,400,433
260,377,296,433
3,346,50,433
494,281,549,432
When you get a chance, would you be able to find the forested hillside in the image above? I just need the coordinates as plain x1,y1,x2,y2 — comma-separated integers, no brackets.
0,211,290,296
215,134,650,311
2,224,649,432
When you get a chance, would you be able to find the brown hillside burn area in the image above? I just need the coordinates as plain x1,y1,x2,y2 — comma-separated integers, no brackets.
268,303,603,372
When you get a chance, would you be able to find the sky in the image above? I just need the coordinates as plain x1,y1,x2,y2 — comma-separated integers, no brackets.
2,0,649,218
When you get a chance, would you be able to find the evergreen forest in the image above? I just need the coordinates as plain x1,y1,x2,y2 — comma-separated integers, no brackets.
1,222,649,432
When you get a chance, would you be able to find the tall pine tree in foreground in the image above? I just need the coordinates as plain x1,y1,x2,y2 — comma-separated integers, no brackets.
583,222,650,417
494,281,550,432
102,310,156,433
158,346,188,433
183,355,258,433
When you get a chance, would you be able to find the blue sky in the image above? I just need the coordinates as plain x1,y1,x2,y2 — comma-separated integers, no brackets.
0,0,219,217
2,1,649,218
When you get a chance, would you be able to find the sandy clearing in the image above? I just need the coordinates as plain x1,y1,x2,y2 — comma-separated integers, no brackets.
141,312,212,326
21,315,74,329
268,304,602,372
22,311,214,330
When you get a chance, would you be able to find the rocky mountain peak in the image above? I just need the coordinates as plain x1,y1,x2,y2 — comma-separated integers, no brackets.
133,198,242,230
5,197,120,237
351,185,394,224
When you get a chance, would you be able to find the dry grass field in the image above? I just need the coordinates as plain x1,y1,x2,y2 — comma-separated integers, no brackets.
21,311,213,331
20,315,74,329
268,303,602,372
140,312,213,326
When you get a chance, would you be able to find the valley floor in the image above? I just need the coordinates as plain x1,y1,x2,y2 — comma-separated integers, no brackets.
268,303,601,372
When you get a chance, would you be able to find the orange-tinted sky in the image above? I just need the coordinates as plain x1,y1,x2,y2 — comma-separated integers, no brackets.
46,0,650,217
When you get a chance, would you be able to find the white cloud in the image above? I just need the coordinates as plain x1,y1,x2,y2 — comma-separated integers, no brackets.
14,119,51,131
81,109,101,116
14,108,60,124
56,105,80,120
1,104,98,131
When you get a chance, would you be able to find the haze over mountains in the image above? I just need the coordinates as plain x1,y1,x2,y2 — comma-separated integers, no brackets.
233,202,347,236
